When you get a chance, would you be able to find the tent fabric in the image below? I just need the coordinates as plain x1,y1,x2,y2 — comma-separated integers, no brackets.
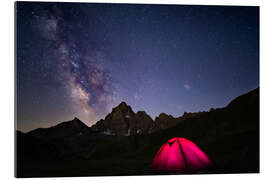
152,137,212,173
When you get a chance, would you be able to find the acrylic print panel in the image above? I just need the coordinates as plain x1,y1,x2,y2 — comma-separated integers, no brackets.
15,1,259,177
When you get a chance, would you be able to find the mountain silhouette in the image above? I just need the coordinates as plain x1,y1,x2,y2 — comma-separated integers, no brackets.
28,117,91,140
92,101,155,135
91,102,192,135
16,88,259,177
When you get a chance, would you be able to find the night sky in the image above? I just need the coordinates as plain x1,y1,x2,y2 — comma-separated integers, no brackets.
16,2,259,132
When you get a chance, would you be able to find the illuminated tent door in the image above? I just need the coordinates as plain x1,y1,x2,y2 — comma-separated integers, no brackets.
152,137,212,173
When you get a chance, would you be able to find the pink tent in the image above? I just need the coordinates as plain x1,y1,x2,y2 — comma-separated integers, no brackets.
152,137,212,173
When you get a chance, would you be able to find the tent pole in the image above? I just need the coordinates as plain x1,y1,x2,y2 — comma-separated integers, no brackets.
177,139,189,172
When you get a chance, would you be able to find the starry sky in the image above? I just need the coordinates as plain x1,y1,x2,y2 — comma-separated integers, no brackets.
16,2,259,132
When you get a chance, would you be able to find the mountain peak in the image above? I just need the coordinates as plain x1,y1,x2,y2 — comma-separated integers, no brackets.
157,113,171,118
118,101,128,109
69,117,87,126
51,117,88,130
112,101,132,113
27,117,90,140
73,117,80,121
119,101,127,106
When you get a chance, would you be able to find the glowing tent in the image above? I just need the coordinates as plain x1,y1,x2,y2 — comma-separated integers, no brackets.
152,137,212,173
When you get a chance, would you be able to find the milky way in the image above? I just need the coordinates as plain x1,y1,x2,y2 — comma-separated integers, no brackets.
42,8,116,122
34,11,115,119
17,3,118,130
16,2,259,132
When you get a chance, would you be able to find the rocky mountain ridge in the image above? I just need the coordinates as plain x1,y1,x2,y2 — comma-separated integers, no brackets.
91,101,189,135
26,88,259,138
26,101,210,138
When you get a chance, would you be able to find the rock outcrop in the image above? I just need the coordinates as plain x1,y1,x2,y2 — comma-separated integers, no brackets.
91,102,185,135
92,102,157,136
149,113,180,132
129,111,154,135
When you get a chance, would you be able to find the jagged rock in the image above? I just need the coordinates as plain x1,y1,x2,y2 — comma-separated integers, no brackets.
91,102,155,136
129,111,154,135
92,102,135,135
91,119,106,132
91,88,259,136
91,102,185,135
103,101,135,135
150,113,180,132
